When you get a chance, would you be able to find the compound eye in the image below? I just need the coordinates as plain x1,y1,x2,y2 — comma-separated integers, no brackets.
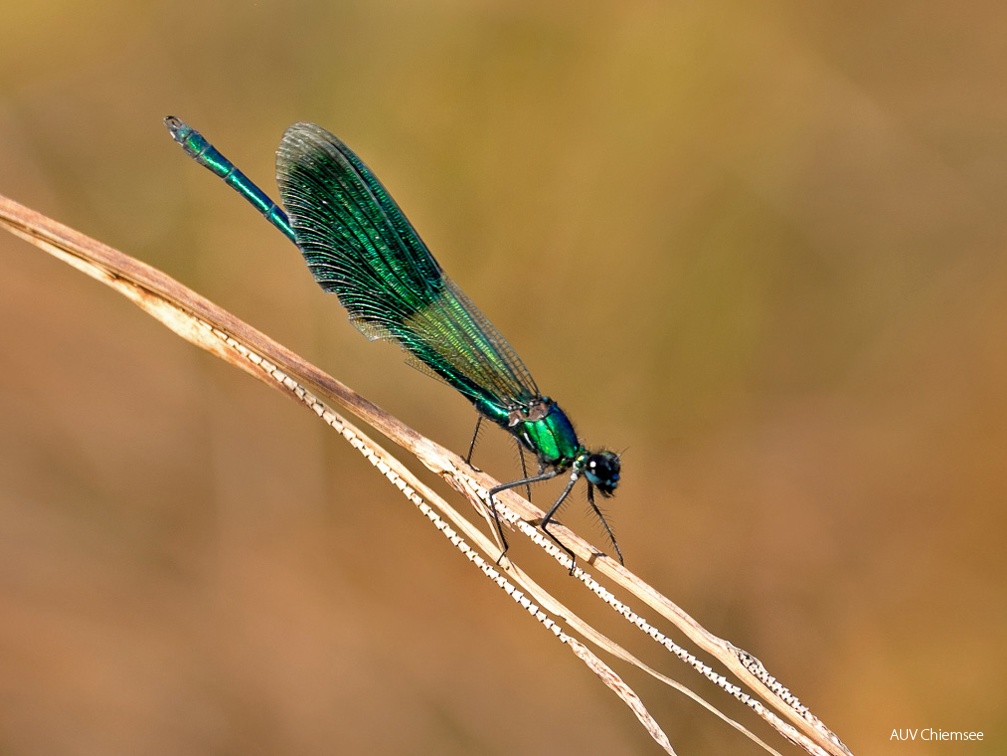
585,452,621,494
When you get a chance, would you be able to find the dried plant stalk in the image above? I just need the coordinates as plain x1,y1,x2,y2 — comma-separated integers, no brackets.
0,194,852,756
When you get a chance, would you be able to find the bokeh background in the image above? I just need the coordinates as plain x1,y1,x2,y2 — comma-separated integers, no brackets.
2,1,1005,753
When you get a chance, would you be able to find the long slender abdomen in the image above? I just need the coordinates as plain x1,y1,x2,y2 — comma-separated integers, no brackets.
165,116,296,243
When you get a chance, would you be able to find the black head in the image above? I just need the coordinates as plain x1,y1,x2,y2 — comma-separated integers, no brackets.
584,451,621,496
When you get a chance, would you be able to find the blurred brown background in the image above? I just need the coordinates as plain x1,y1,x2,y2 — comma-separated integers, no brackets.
2,1,1005,753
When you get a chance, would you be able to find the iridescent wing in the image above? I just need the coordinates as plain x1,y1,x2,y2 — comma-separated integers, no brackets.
275,123,539,418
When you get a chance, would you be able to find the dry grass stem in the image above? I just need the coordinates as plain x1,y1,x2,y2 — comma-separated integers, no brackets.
1,193,852,755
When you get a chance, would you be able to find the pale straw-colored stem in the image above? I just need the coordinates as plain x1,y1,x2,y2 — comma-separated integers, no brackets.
0,194,852,756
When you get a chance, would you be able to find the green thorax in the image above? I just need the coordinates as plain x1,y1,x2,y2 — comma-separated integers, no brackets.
483,397,585,470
